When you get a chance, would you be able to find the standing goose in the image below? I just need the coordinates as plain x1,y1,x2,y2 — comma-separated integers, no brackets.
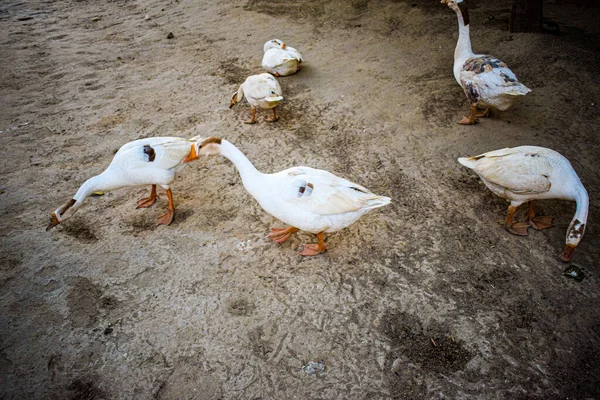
229,73,283,124
442,0,531,125
47,136,203,230
458,146,589,262
262,39,303,77
197,137,391,256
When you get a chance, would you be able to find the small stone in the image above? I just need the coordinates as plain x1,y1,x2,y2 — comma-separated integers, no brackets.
563,265,585,282
103,326,114,335
167,32,174,39
144,14,150,20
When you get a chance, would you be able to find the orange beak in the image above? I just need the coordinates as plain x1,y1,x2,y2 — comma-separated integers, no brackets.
46,212,60,231
561,244,576,262
183,144,198,163
281,43,286,49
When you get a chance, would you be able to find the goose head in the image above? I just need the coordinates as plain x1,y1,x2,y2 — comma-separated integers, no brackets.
441,0,463,12
183,136,206,163
562,219,586,262
197,137,223,157
46,198,77,231
264,39,286,52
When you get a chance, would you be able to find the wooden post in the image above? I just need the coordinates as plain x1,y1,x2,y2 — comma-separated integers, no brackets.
510,0,543,33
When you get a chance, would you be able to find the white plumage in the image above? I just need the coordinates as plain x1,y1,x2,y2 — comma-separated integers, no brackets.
230,73,283,124
47,136,203,230
262,39,303,77
458,146,589,262
198,138,391,256
442,0,531,124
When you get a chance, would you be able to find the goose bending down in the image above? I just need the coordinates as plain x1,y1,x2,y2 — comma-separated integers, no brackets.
458,146,588,262
47,136,203,231
229,73,283,124
442,0,531,125
262,39,303,77
197,137,391,256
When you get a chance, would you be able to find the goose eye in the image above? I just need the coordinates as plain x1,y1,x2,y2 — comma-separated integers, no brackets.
270,90,275,94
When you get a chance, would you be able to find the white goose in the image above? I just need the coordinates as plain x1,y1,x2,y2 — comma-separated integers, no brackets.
262,39,303,77
198,137,391,256
458,146,589,262
47,136,203,230
230,73,283,124
442,0,531,125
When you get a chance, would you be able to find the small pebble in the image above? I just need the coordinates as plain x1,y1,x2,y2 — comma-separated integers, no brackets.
563,265,585,282
167,32,174,39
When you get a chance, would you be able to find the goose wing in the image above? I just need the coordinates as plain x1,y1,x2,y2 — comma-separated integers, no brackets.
245,74,282,101
460,148,553,194
113,137,194,170
274,167,386,215
459,55,530,98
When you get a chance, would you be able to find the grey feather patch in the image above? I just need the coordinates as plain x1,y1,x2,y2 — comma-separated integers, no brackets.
297,182,314,197
143,145,156,162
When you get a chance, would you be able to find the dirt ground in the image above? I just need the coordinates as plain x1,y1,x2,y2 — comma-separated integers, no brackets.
1,0,599,398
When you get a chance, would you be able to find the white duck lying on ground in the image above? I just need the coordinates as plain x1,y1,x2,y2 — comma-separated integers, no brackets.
47,136,203,230
262,39,303,77
458,146,588,262
230,73,283,124
442,0,531,125
197,137,391,256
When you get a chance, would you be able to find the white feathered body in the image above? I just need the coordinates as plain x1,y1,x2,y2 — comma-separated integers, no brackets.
247,167,390,233
212,140,391,234
102,137,196,190
454,55,531,111
262,44,303,77
236,73,283,110
458,146,582,206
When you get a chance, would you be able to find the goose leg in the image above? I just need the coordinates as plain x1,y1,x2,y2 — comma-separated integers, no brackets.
244,108,257,124
266,226,299,243
527,200,553,230
137,185,159,208
458,105,479,125
476,107,491,118
504,205,529,236
157,188,174,226
300,232,327,256
266,107,279,122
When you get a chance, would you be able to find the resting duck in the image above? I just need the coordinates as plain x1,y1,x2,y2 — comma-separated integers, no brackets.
46,136,203,230
442,0,531,125
262,39,303,77
458,146,589,262
197,137,391,256
229,73,283,124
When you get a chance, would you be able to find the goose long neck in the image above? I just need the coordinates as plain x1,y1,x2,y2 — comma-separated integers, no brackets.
220,140,262,196
453,4,473,61
74,174,108,203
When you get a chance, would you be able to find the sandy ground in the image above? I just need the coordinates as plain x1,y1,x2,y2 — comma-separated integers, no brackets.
1,0,599,398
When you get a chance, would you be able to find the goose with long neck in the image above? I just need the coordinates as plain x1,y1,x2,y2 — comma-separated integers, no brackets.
198,137,391,256
442,0,531,125
230,73,283,124
262,39,303,77
47,136,203,231
458,146,589,262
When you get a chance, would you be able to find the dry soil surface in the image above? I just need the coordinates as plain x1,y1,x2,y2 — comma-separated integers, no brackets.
1,0,599,399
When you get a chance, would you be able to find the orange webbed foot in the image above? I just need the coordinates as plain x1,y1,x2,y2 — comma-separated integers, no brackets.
476,108,491,118
506,222,529,236
529,216,553,230
157,210,174,226
266,227,298,243
300,243,327,256
137,196,158,209
457,115,478,125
